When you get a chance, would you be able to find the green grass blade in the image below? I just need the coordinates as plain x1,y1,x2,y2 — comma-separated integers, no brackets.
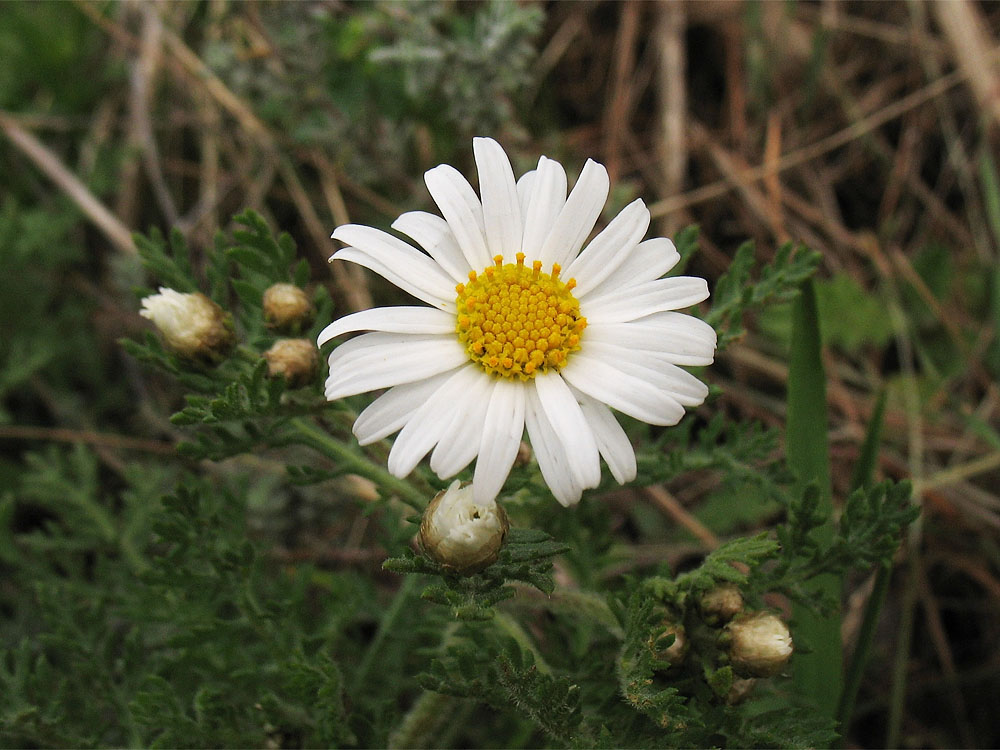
786,278,842,721
978,148,1000,376
849,390,887,492
837,389,889,740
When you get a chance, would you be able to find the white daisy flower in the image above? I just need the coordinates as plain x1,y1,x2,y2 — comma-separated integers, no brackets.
318,138,716,507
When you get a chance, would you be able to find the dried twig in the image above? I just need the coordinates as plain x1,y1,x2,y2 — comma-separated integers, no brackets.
0,424,174,455
129,3,178,224
602,0,641,182
648,69,965,219
0,110,137,255
932,0,1000,131
654,0,687,236
644,485,720,550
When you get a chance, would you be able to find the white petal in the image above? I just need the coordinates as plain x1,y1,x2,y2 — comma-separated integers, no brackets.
564,199,650,297
317,306,455,347
533,372,601,489
583,237,681,299
560,353,686,426
429,368,492,478
583,314,717,366
334,245,453,311
391,211,470,284
353,371,454,445
473,137,522,261
425,163,492,272
324,333,467,401
582,342,709,406
538,158,610,268
387,366,481,478
524,386,582,507
331,223,457,310
581,277,710,323
574,387,637,484
473,379,525,505
520,156,567,261
517,169,537,223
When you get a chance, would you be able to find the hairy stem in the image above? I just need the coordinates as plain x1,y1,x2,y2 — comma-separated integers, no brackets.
289,417,428,510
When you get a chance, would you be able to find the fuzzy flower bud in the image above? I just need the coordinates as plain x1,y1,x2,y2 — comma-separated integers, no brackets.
726,678,756,705
264,338,318,387
418,480,509,574
262,283,313,331
140,287,234,360
699,584,744,625
649,620,688,669
727,612,794,677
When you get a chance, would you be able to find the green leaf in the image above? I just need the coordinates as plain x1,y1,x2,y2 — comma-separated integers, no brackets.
850,390,886,491
705,241,821,351
786,278,841,718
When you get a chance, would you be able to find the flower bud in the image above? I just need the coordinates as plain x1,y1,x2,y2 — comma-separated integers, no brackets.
726,678,756,705
727,612,793,677
699,584,744,625
264,338,318,387
140,287,234,360
649,620,688,669
418,480,509,574
262,283,313,331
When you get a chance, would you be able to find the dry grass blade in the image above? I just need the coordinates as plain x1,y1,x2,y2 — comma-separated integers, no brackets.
649,68,965,219
0,111,137,255
644,485,720,550
654,0,687,237
933,0,1000,130
0,424,174,455
129,4,178,225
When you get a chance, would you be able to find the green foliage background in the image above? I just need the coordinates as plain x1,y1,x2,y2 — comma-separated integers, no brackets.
3,1,997,748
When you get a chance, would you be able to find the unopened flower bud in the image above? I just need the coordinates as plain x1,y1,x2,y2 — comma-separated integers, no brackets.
726,678,756,705
418,480,509,575
649,620,688,668
262,283,313,331
699,584,744,625
140,287,234,360
727,612,793,677
264,338,318,387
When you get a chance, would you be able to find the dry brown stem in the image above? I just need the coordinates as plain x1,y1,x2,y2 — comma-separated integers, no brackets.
0,111,137,255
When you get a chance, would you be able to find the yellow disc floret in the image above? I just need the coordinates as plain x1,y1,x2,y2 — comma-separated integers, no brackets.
455,253,587,380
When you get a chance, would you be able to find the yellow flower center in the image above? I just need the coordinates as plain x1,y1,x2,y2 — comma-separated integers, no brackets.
455,253,587,380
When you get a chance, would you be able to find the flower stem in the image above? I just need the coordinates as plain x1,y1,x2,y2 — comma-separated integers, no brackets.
494,612,552,675
388,689,459,749
289,417,428,510
353,574,420,693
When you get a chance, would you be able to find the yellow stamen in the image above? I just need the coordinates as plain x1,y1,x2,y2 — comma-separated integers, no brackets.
455,257,586,380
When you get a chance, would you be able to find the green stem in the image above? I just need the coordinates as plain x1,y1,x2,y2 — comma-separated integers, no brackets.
353,574,420,693
388,690,459,749
837,388,891,742
513,585,624,639
494,612,552,675
886,550,918,748
289,418,428,510
836,562,891,739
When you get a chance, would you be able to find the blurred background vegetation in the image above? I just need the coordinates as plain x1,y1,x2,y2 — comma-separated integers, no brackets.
1,1,999,747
